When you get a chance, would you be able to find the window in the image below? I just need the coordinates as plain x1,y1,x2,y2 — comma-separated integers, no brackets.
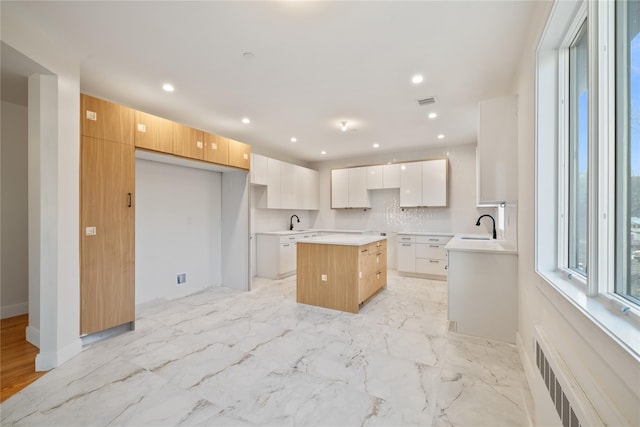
568,21,589,277
536,0,640,356
616,0,640,304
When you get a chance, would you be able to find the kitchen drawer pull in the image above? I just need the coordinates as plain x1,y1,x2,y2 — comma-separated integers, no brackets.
401,237,412,241
361,249,368,253
429,238,439,242
429,245,440,248
127,192,132,208
402,243,411,247
429,260,439,263
283,244,290,247
289,237,296,240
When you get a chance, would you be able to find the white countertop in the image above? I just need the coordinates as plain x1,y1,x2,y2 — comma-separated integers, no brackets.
397,231,454,236
445,234,517,255
300,234,386,246
256,229,370,236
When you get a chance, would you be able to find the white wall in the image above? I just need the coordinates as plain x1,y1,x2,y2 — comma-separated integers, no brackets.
310,143,495,235
1,101,29,318
2,5,83,369
135,159,222,305
515,2,639,426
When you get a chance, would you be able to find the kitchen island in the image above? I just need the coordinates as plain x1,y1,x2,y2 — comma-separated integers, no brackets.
296,234,387,313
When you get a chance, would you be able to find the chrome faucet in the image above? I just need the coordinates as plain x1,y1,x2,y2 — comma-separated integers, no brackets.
289,214,300,231
476,214,497,239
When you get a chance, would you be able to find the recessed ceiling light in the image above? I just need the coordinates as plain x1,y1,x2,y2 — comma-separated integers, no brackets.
242,117,251,124
340,121,348,132
373,143,379,148
162,83,174,92
428,112,438,119
321,150,327,155
411,74,424,84
437,134,445,140
291,137,297,143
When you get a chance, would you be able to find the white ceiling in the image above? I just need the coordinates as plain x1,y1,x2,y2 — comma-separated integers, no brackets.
2,1,535,162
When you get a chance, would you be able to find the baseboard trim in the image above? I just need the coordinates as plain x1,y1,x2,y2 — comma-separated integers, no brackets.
1,302,28,319
35,338,82,372
26,325,40,348
516,332,537,427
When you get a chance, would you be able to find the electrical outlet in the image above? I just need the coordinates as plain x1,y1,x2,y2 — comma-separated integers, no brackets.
177,273,187,285
321,274,327,281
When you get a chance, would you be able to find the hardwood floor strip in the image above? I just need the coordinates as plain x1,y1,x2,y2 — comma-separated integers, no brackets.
0,314,46,403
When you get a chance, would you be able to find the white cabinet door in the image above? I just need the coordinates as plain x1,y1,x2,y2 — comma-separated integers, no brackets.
279,243,295,275
382,164,400,188
422,159,447,207
366,165,383,189
477,95,518,205
348,167,371,207
250,153,268,185
267,158,282,209
302,168,319,210
331,169,349,208
280,162,295,209
400,162,422,207
397,242,416,273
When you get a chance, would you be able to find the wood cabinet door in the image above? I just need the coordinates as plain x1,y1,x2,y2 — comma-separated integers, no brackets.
81,94,134,145
204,132,229,165
228,139,251,170
80,136,135,335
134,110,173,153
173,123,204,160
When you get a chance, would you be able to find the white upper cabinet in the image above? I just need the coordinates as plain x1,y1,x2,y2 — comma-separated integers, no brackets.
280,161,295,209
400,162,422,207
366,165,383,189
255,156,319,210
266,157,282,209
250,153,268,185
400,159,448,207
382,164,400,188
367,164,400,189
477,95,517,205
331,168,350,208
422,159,447,207
331,167,371,208
348,167,370,208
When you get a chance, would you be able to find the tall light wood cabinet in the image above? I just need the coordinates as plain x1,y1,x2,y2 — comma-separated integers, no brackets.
80,135,135,335
134,110,174,153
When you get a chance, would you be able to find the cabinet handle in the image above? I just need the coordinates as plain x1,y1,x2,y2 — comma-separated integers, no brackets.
283,244,290,247
429,260,439,263
402,243,411,247
361,249,368,253
289,237,296,240
127,193,132,208
429,245,439,248
401,237,411,241
429,238,439,242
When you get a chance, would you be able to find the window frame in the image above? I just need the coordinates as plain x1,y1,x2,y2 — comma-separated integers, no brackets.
535,0,640,358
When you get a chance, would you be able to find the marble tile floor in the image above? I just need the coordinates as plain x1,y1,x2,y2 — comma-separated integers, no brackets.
1,272,533,426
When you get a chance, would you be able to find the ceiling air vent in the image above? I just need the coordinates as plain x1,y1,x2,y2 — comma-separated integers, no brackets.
417,96,437,107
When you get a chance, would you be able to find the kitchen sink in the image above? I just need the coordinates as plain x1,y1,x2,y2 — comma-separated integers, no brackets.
460,236,491,240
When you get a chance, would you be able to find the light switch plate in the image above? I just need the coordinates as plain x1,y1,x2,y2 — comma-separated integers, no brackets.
137,123,146,132
85,226,96,236
321,274,327,281
86,111,97,121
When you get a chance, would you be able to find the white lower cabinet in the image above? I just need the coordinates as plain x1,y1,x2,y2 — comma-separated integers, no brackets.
397,235,416,273
397,233,452,279
257,232,317,279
